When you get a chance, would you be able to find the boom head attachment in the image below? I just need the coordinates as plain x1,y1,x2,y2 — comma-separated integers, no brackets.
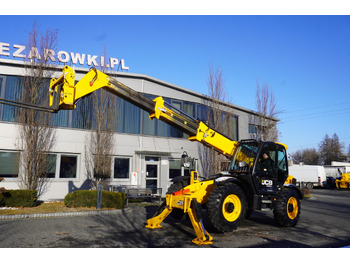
49,66,110,112
49,65,77,111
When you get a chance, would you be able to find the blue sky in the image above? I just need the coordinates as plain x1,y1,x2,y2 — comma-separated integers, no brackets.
1,15,350,154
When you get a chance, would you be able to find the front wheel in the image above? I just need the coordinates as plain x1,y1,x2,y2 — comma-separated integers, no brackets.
273,188,301,227
207,184,247,232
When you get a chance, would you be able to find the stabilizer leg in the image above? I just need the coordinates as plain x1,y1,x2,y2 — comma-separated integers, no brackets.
146,205,172,229
188,199,213,245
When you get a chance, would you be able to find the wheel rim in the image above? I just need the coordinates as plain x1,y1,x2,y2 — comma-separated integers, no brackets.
222,194,241,222
287,197,298,219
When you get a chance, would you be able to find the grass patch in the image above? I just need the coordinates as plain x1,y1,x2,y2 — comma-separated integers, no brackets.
0,201,116,216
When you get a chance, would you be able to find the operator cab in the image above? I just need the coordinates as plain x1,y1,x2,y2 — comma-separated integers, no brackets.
230,140,289,195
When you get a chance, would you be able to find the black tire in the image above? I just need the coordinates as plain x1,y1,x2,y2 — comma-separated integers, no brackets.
166,179,190,194
273,188,301,227
207,184,247,232
163,179,190,220
306,182,314,189
245,209,254,219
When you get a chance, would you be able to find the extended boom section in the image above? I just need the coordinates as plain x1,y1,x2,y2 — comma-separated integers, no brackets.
49,66,239,156
49,66,199,136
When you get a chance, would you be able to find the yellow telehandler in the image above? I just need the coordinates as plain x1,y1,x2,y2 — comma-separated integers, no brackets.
336,173,350,189
1,66,302,245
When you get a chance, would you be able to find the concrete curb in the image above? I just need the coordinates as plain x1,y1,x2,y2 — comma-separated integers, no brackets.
0,207,132,220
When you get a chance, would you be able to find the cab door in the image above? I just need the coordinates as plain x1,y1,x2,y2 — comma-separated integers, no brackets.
253,143,278,194
276,145,289,184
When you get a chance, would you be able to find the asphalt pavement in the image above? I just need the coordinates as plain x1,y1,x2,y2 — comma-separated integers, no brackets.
0,188,349,248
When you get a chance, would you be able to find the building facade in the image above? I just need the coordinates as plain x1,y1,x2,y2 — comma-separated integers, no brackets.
0,58,275,200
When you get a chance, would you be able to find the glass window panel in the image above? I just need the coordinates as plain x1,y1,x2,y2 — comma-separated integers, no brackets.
168,100,184,138
256,144,277,173
169,126,183,138
116,97,124,133
171,100,182,110
142,94,157,136
3,76,20,122
142,110,157,135
146,165,158,178
145,156,159,162
230,116,238,141
169,159,181,179
72,95,92,129
157,119,170,137
146,180,157,189
0,77,3,95
45,154,57,178
0,151,19,178
52,110,69,127
277,149,287,173
114,158,130,179
249,124,257,134
59,155,77,178
124,100,140,134
0,77,3,120
183,102,195,117
35,78,51,106
220,113,238,140
197,104,209,122
168,100,183,138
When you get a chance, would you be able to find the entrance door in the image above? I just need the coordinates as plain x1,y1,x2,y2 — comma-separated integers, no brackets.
145,156,159,189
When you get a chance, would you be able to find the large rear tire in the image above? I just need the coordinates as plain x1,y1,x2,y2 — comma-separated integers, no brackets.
273,188,301,227
207,184,247,232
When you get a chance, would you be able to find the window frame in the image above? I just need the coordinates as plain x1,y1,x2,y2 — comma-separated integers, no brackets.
46,153,80,181
112,156,131,180
0,75,5,120
0,150,20,180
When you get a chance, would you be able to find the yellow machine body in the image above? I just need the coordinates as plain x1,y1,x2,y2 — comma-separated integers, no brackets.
336,173,350,189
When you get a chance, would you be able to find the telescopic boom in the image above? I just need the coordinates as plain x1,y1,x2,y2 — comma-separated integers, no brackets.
49,66,238,157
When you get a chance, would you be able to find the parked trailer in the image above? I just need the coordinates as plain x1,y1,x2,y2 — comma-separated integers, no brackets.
289,165,327,189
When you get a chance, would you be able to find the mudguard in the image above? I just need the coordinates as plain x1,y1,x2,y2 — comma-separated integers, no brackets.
214,176,240,186
283,183,303,200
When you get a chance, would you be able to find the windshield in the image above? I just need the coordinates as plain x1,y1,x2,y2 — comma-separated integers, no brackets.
230,142,259,172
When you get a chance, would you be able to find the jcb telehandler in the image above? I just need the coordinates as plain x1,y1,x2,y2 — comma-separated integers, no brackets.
146,140,302,245
336,173,350,189
1,66,302,245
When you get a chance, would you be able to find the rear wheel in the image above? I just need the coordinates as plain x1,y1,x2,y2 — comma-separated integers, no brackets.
306,182,314,189
207,184,247,232
274,188,301,227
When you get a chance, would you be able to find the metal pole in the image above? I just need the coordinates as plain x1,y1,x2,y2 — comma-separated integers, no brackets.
300,181,305,198
97,184,103,209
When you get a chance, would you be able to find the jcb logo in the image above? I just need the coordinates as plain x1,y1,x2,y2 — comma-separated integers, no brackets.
261,180,273,186
177,200,184,206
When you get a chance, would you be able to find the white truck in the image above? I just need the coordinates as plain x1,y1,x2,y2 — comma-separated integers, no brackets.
289,165,327,189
